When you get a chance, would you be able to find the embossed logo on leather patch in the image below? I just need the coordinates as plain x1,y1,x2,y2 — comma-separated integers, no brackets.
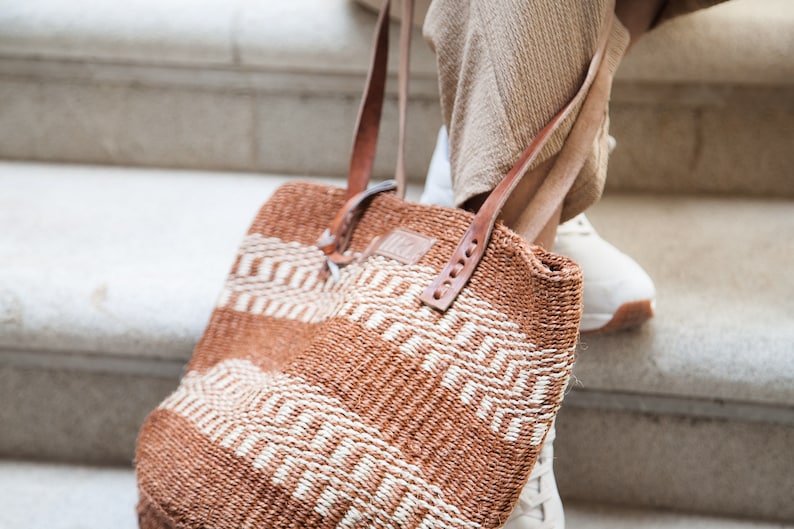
374,228,436,265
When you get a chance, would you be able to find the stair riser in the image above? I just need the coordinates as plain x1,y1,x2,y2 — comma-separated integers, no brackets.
0,363,176,465
1,69,791,196
0,72,442,183
607,84,794,197
4,361,791,523
556,406,794,523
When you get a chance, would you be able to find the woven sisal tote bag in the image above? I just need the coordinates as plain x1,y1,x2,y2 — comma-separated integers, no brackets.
136,0,617,527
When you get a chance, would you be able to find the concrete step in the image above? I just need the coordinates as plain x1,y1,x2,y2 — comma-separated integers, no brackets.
1,162,793,522
0,0,792,196
2,459,792,529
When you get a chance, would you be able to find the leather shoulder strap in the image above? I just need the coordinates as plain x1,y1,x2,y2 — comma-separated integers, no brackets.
395,0,414,198
346,0,390,201
420,13,616,310
344,0,615,312
346,0,412,200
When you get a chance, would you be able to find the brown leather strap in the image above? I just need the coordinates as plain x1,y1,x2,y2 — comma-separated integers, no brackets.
346,0,390,201
318,179,398,278
420,13,616,311
320,0,412,275
347,0,412,200
395,0,414,198
342,0,614,312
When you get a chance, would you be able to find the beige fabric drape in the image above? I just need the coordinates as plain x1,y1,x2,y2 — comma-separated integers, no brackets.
423,0,624,220
421,0,726,220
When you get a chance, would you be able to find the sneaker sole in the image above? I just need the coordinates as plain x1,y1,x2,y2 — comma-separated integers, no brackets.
581,299,655,335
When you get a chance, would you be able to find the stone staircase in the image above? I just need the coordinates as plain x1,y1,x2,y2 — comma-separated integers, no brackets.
1,0,792,527
1,0,792,195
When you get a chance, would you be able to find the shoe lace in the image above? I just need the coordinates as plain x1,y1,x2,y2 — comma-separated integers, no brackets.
506,427,560,529
556,213,595,237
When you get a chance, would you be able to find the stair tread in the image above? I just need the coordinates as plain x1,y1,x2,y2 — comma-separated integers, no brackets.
1,459,789,529
577,194,794,409
619,0,794,86
0,0,791,86
0,0,438,77
0,163,348,363
1,162,792,413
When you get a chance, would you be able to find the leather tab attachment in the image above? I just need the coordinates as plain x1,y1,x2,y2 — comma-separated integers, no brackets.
318,180,398,278
419,221,486,311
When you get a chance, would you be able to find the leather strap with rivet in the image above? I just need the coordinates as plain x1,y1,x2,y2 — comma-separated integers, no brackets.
329,0,615,312
420,11,616,310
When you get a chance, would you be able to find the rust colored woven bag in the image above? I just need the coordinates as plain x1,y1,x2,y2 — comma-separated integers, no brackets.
135,1,615,527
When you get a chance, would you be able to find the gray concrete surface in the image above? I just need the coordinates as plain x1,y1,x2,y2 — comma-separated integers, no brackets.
2,162,791,407
1,162,792,519
1,0,790,84
578,194,794,406
0,0,791,194
1,460,791,529
555,406,794,522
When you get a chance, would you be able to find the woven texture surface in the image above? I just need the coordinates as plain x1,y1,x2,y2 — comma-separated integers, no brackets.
135,182,582,528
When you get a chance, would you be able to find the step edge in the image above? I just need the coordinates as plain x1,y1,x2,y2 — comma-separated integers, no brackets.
0,347,184,379
564,387,794,426
4,345,794,424
0,55,441,98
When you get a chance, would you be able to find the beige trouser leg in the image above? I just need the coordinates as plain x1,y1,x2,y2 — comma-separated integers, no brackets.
420,0,726,237
423,0,627,227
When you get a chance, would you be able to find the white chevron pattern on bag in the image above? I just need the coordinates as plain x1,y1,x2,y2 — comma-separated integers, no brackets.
217,234,572,444
217,235,344,323
161,359,479,529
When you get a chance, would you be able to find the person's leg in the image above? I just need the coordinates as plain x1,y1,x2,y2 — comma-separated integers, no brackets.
427,0,687,249
422,0,738,337
424,0,619,231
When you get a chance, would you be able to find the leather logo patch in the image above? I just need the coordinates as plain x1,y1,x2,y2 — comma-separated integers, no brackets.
373,228,436,265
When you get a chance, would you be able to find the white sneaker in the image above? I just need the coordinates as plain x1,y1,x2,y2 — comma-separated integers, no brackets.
554,214,655,333
503,425,565,529
421,126,655,334
420,126,455,207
